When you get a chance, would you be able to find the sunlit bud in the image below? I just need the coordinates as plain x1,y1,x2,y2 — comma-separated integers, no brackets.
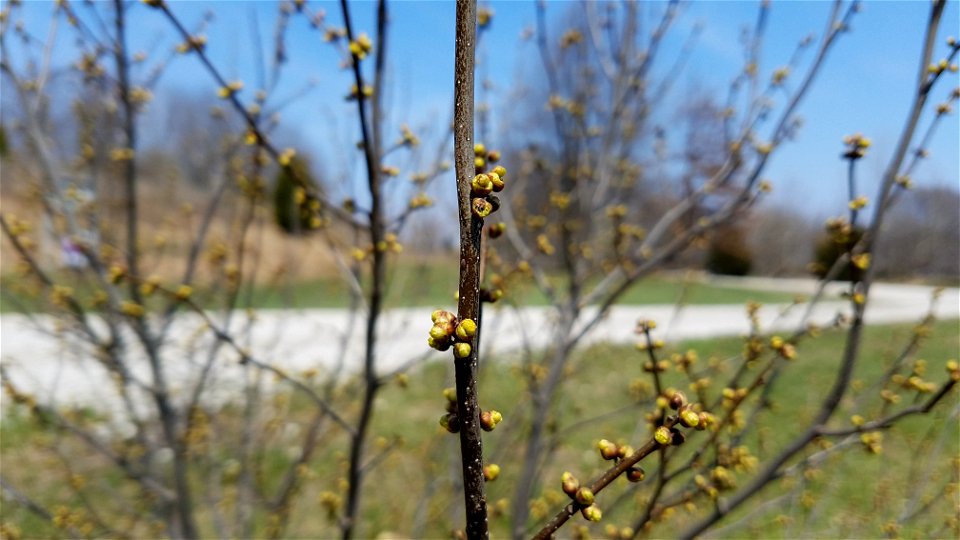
432,309,455,324
696,412,712,431
488,171,505,192
680,409,700,428
851,253,871,270
175,284,193,301
617,445,634,459
430,324,452,341
471,174,494,197
654,426,672,445
107,265,127,284
848,196,868,210
580,504,602,522
454,342,472,359
597,439,619,460
474,156,486,169
480,410,503,431
483,463,501,482
474,143,486,156
561,471,580,496
575,487,594,506
443,387,457,403
456,319,478,341
946,360,959,381
121,301,145,318
626,466,646,483
278,148,296,167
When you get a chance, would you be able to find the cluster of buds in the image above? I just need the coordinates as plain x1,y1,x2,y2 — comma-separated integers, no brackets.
479,409,503,431
769,335,797,360
927,58,959,75
346,83,373,101
175,34,207,54
860,431,883,454
348,33,373,60
559,473,603,522
842,133,871,160
217,80,243,99
427,310,476,359
470,143,507,219
824,216,856,244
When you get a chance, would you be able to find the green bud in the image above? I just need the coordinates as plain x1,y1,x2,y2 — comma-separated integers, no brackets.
575,487,594,506
480,410,497,431
561,471,580,496
654,426,672,445
483,463,500,482
471,173,493,197
454,342,472,359
488,171,505,192
455,319,477,340
597,439,619,460
430,324,451,341
581,504,602,522
680,409,700,428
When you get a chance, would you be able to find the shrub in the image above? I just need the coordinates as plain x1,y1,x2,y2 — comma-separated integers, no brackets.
273,155,319,234
706,225,753,276
811,226,864,281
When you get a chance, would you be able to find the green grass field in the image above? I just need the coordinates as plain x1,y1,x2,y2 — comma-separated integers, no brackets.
2,318,956,538
0,265,800,313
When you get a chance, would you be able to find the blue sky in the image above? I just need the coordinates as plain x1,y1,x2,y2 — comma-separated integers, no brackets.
4,0,958,218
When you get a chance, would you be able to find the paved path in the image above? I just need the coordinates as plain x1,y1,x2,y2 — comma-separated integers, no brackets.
1,278,956,418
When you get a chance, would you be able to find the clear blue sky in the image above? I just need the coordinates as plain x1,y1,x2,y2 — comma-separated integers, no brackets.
4,0,959,218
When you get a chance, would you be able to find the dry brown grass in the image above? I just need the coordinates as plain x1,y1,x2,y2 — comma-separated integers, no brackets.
0,155,340,284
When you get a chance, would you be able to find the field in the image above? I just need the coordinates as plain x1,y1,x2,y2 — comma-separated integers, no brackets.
0,261,801,314
2,319,956,538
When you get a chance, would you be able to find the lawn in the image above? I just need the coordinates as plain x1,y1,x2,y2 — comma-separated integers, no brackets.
0,262,801,313
2,318,956,538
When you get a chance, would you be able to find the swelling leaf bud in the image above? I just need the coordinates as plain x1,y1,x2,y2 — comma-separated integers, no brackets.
627,466,646,482
581,505,602,522
597,439,619,460
454,342,472,359
561,471,580,496
575,487,594,506
471,174,494,197
680,408,700,428
483,464,501,482
455,319,478,341
480,410,498,432
654,426,672,445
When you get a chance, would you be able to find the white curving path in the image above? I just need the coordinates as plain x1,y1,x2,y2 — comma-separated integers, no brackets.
0,278,956,421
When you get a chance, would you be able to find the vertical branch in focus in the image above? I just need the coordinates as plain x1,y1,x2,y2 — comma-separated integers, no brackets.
453,1,488,538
